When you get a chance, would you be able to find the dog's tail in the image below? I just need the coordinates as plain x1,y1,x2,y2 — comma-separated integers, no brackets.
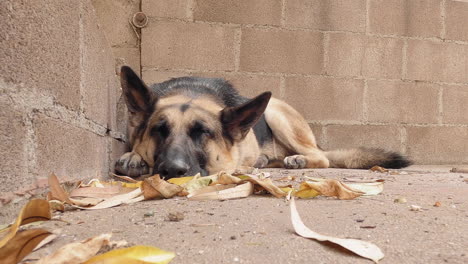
324,147,412,169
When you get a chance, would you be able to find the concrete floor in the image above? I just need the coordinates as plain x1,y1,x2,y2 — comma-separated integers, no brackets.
5,166,468,263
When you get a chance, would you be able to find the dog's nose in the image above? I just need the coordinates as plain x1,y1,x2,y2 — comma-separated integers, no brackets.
158,159,189,179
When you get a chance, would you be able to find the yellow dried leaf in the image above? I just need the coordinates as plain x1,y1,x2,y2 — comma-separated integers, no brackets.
294,182,320,198
302,179,364,200
0,199,51,248
183,174,216,193
167,176,194,186
85,245,175,264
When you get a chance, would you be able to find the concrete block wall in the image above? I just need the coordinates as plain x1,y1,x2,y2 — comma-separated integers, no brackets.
0,0,127,203
140,0,468,164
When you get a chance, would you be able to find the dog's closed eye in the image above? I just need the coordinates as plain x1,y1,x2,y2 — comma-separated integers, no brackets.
151,120,170,139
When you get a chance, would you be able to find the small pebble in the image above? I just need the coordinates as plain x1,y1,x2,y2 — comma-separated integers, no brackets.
394,197,407,204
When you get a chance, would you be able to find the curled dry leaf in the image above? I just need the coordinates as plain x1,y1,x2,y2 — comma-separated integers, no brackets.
290,197,384,263
370,166,389,173
244,177,287,198
48,173,73,204
0,229,52,264
0,199,51,248
84,245,175,264
36,233,112,264
300,179,364,200
142,175,184,200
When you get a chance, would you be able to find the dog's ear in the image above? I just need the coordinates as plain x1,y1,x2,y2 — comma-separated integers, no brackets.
220,92,272,142
120,66,157,124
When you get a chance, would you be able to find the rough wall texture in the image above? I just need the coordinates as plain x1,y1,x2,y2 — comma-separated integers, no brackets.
0,0,127,203
139,0,468,165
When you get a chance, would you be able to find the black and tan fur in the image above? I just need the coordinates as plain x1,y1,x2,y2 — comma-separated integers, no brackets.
116,66,411,179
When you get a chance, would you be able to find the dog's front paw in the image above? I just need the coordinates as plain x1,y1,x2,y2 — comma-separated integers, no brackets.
115,152,149,177
284,155,307,169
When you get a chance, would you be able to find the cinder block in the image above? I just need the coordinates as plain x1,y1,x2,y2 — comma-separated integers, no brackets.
367,80,439,123
142,21,236,71
406,40,468,83
309,124,325,148
284,77,364,121
240,28,323,74
112,47,140,74
407,126,468,164
142,69,190,84
368,0,442,37
143,0,190,19
326,33,365,77
326,125,402,151
91,0,139,47
0,0,80,109
284,0,366,32
109,138,129,177
445,1,468,42
442,85,468,124
362,37,404,79
34,115,108,180
327,33,403,78
0,96,31,193
193,0,281,25
81,1,120,127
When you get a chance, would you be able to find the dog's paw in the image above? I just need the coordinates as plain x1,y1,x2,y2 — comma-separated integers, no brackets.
115,152,149,177
284,155,307,169
253,154,269,168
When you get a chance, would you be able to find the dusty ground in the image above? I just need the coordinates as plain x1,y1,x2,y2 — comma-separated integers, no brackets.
3,166,468,263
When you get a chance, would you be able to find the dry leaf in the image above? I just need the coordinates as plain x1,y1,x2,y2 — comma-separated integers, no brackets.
183,174,216,193
0,229,52,264
211,172,242,185
450,167,468,173
346,182,384,196
49,200,65,212
294,182,320,198
142,175,184,200
33,233,58,251
75,188,143,210
188,182,254,201
434,201,442,207
69,197,104,207
48,173,73,204
109,173,140,183
84,245,175,264
36,233,112,264
290,197,384,263
369,166,388,173
0,199,51,248
70,186,122,199
245,177,287,198
167,176,194,186
300,179,364,200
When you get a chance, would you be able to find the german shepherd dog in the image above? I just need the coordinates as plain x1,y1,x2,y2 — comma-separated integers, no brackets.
115,66,411,179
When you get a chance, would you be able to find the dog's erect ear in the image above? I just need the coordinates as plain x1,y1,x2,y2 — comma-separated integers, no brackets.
220,92,272,142
120,66,156,115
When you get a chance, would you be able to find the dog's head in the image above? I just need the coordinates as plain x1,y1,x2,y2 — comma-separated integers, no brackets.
120,66,271,179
